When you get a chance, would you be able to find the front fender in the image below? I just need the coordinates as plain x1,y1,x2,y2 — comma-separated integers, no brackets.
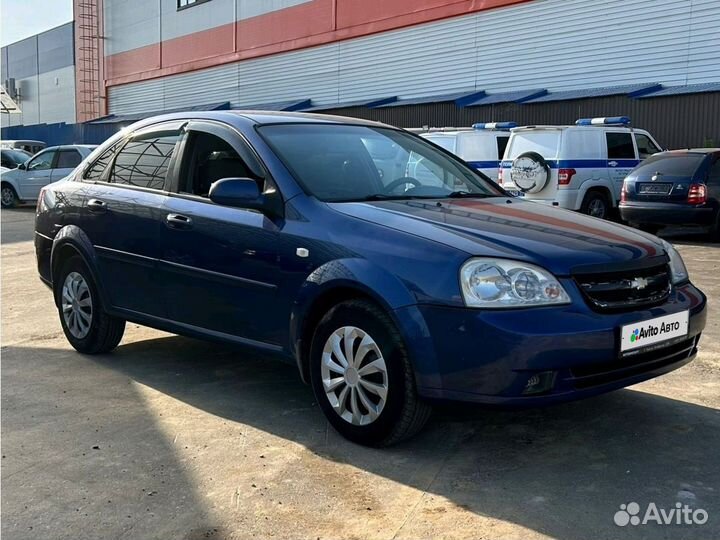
50,225,109,307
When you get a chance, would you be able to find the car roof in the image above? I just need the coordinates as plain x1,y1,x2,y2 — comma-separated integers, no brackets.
123,110,394,132
664,148,720,154
2,139,45,144
45,145,98,151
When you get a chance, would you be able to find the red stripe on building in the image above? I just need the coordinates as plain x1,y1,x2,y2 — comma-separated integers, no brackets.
105,0,533,86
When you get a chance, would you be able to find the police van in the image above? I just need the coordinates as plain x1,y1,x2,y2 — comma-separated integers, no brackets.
499,117,663,219
412,122,515,182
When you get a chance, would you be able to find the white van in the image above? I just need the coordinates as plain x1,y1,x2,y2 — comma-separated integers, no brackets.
415,122,514,182
499,117,663,218
0,140,47,155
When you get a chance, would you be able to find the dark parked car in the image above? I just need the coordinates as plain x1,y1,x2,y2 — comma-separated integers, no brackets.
620,149,720,236
35,112,706,446
1,148,32,170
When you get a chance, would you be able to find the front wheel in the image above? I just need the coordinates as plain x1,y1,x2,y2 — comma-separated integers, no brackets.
309,300,431,446
1,184,18,208
55,255,126,354
580,191,610,219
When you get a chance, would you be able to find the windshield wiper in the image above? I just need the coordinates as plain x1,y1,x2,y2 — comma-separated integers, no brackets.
445,191,493,198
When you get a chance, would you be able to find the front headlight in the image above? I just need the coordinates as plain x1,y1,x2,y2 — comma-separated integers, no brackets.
460,258,571,308
660,239,689,284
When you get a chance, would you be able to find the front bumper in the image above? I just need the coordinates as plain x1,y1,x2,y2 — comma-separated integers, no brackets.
395,282,706,406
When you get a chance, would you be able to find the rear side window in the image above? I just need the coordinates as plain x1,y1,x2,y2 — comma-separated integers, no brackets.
85,143,121,180
56,150,82,169
506,131,561,159
606,132,635,159
424,135,456,153
110,131,180,189
496,136,509,160
708,159,720,185
632,153,705,176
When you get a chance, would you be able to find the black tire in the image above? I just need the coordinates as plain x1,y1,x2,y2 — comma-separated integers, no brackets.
55,255,126,354
580,190,610,219
309,300,431,447
1,184,19,208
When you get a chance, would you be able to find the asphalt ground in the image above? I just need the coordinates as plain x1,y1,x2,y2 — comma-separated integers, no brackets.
2,206,719,540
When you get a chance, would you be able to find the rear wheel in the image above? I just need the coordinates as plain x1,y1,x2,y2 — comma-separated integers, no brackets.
55,255,126,354
580,191,610,219
1,184,18,208
309,300,431,446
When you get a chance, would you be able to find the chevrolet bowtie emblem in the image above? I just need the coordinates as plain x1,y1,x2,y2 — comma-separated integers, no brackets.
631,277,649,290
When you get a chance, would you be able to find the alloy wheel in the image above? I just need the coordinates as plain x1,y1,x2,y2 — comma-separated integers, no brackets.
588,198,606,218
1,187,15,207
320,326,389,426
61,271,93,339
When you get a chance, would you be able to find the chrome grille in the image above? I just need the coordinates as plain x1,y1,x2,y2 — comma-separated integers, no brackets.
574,263,671,312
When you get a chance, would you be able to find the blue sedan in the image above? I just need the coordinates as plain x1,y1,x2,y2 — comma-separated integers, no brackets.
34,111,706,446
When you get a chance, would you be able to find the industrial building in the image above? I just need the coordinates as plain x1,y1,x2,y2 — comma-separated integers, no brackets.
2,0,720,148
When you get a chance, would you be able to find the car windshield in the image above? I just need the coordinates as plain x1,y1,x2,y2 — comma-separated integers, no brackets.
258,124,502,202
2,149,31,166
632,153,706,176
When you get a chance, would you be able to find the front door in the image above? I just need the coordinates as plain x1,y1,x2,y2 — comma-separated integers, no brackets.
157,122,288,347
18,149,56,200
79,122,184,318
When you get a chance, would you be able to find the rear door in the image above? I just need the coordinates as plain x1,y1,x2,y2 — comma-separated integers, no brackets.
80,122,183,317
51,148,84,181
605,131,638,199
17,149,57,200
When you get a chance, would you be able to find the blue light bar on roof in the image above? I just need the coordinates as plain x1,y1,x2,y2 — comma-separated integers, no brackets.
575,116,631,126
473,122,518,130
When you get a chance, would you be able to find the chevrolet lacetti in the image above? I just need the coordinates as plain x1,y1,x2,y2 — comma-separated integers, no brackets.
34,112,707,446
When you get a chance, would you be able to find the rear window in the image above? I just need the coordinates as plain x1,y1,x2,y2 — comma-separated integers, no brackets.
632,153,705,176
505,130,561,159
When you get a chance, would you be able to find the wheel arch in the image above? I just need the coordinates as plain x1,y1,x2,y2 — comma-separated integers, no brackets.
50,226,108,308
579,181,615,209
290,258,417,384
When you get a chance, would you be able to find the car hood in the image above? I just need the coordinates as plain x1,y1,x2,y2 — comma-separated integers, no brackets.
329,197,666,276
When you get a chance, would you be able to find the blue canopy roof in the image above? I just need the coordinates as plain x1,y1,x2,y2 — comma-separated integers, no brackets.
463,89,548,106
375,90,485,108
300,96,398,112
523,83,662,103
86,101,231,124
234,99,312,111
637,82,720,98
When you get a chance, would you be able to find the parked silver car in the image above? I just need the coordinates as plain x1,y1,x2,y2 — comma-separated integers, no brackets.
1,145,96,208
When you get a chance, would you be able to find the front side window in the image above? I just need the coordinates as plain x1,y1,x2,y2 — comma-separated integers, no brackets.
259,124,501,202
110,131,180,189
606,132,635,159
27,151,56,171
635,134,662,159
56,150,82,169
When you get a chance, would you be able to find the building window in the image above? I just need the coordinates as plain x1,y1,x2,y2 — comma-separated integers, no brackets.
178,0,211,10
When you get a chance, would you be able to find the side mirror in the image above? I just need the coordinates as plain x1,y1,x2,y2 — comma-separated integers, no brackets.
209,177,267,211
18,162,27,170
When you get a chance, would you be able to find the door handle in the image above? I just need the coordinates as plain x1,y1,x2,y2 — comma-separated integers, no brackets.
166,213,193,229
87,198,107,213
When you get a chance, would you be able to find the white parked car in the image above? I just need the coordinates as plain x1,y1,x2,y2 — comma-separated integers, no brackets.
414,122,514,182
499,117,663,219
1,145,96,208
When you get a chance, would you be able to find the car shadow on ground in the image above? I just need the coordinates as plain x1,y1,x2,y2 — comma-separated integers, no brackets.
80,334,720,539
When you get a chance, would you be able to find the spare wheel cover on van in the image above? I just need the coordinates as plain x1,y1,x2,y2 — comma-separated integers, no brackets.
511,152,550,194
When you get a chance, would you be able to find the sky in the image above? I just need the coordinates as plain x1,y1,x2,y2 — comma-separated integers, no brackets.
1,0,73,47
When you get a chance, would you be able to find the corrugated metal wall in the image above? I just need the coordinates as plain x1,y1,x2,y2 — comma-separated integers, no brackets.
1,22,76,128
108,0,720,115
324,93,720,150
